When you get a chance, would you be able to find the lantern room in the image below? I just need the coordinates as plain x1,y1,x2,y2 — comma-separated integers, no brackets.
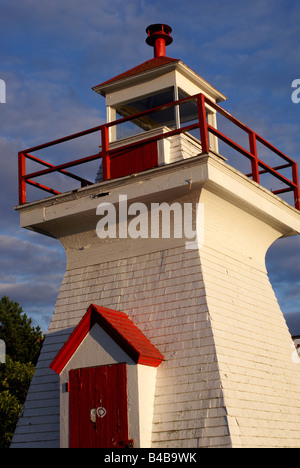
17,24,300,210
92,24,226,180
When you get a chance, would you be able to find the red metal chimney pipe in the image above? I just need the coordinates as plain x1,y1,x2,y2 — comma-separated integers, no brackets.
146,24,173,58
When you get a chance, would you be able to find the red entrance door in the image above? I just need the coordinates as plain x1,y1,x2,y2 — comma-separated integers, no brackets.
69,363,129,448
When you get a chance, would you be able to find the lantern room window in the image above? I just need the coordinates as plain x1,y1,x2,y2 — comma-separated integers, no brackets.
107,86,202,142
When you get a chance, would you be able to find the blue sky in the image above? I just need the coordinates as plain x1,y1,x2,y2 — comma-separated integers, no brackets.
0,0,300,333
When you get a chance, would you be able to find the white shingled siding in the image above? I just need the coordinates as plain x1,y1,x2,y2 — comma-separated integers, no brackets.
11,245,230,448
199,188,300,448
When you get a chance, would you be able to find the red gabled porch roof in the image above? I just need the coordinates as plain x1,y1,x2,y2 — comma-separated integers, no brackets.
50,304,164,374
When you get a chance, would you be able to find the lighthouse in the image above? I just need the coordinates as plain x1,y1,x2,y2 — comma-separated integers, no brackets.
13,24,300,448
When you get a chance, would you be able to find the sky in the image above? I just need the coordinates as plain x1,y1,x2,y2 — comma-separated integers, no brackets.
0,0,300,333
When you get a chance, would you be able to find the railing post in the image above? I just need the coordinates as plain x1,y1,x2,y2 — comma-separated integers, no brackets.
101,126,111,181
18,152,26,205
292,161,300,210
197,94,210,154
249,131,260,184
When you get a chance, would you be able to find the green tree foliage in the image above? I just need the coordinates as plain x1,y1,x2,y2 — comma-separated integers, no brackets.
0,297,44,448
0,358,35,448
0,296,44,365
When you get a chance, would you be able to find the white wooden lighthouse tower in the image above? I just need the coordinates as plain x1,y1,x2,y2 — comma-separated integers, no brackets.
13,24,300,448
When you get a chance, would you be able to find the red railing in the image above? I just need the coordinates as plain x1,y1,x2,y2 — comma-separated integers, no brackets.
18,93,300,210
